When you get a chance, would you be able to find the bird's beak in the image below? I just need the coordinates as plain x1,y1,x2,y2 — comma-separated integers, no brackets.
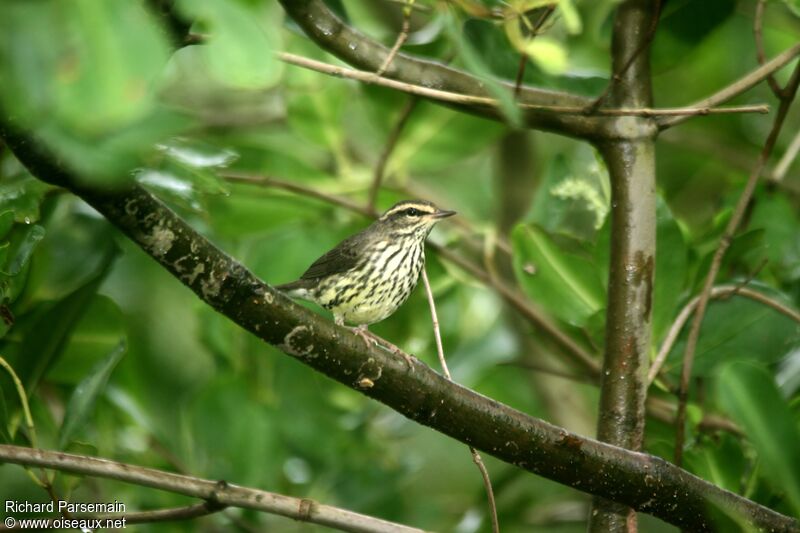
432,209,456,219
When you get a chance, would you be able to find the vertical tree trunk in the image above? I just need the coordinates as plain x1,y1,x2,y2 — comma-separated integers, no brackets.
589,1,658,531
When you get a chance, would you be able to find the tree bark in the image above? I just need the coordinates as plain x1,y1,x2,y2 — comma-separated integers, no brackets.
589,1,658,531
0,120,796,533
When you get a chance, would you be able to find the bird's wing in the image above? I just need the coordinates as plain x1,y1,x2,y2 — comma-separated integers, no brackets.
299,232,365,280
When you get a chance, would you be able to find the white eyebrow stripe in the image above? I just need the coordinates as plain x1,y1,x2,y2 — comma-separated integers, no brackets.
383,204,436,217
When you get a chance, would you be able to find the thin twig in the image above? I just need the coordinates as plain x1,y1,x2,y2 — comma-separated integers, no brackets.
368,98,419,214
0,355,59,499
673,60,800,466
649,285,800,384
278,53,769,118
499,361,596,384
0,445,425,533
376,2,413,77
513,6,557,97
658,42,800,129
770,126,800,183
221,172,370,215
0,356,38,449
646,397,743,437
421,270,500,533
754,0,784,99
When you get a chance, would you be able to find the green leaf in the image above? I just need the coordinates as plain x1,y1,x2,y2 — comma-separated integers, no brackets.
48,296,127,384
512,224,605,326
663,286,800,377
445,12,522,126
684,433,746,494
0,0,182,184
7,242,118,395
652,201,688,342
58,341,126,449
2,224,45,277
530,148,610,242
0,175,49,225
0,212,15,240
176,0,283,89
558,0,582,34
717,362,800,517
782,0,800,17
748,191,800,282
0,0,169,127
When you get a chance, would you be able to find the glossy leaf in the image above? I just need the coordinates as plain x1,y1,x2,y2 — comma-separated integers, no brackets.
0,212,14,240
58,341,126,449
0,175,49,225
445,12,522,126
2,224,45,277
49,296,127,385
530,148,610,242
6,241,117,394
663,286,799,377
783,0,800,17
513,224,605,326
717,362,800,517
0,0,177,183
652,201,689,342
176,0,282,89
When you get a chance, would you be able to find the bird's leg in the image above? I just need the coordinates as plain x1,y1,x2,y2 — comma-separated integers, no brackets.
350,323,376,350
357,326,415,370
335,317,415,370
335,316,374,349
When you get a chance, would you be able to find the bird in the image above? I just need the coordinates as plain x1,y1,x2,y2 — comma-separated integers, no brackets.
276,199,455,358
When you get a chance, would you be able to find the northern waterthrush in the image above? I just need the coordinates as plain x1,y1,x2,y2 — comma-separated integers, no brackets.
277,200,455,350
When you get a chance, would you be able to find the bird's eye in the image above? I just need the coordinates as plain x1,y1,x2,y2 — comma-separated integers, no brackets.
405,208,420,217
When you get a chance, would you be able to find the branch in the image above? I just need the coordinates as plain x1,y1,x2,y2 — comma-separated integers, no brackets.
590,1,657,530
223,170,749,440
220,171,600,372
277,0,605,138
375,1,412,77
1,123,797,532
673,59,800,466
0,445,423,533
280,52,768,119
754,0,785,99
659,43,800,129
770,126,800,183
649,285,800,384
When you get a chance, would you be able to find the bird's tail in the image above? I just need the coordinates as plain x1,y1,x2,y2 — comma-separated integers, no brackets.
274,280,311,299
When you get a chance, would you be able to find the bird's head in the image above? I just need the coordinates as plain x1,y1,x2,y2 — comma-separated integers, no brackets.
377,200,456,238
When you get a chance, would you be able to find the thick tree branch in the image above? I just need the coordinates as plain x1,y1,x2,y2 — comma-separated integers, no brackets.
277,0,606,138
590,1,657,531
0,445,422,533
222,170,600,372
1,123,797,533
222,171,752,442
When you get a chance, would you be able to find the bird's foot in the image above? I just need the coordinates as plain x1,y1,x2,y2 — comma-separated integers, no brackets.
349,324,375,350
350,325,415,371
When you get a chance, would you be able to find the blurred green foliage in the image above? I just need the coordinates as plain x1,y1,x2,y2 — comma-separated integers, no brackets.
1,0,799,532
